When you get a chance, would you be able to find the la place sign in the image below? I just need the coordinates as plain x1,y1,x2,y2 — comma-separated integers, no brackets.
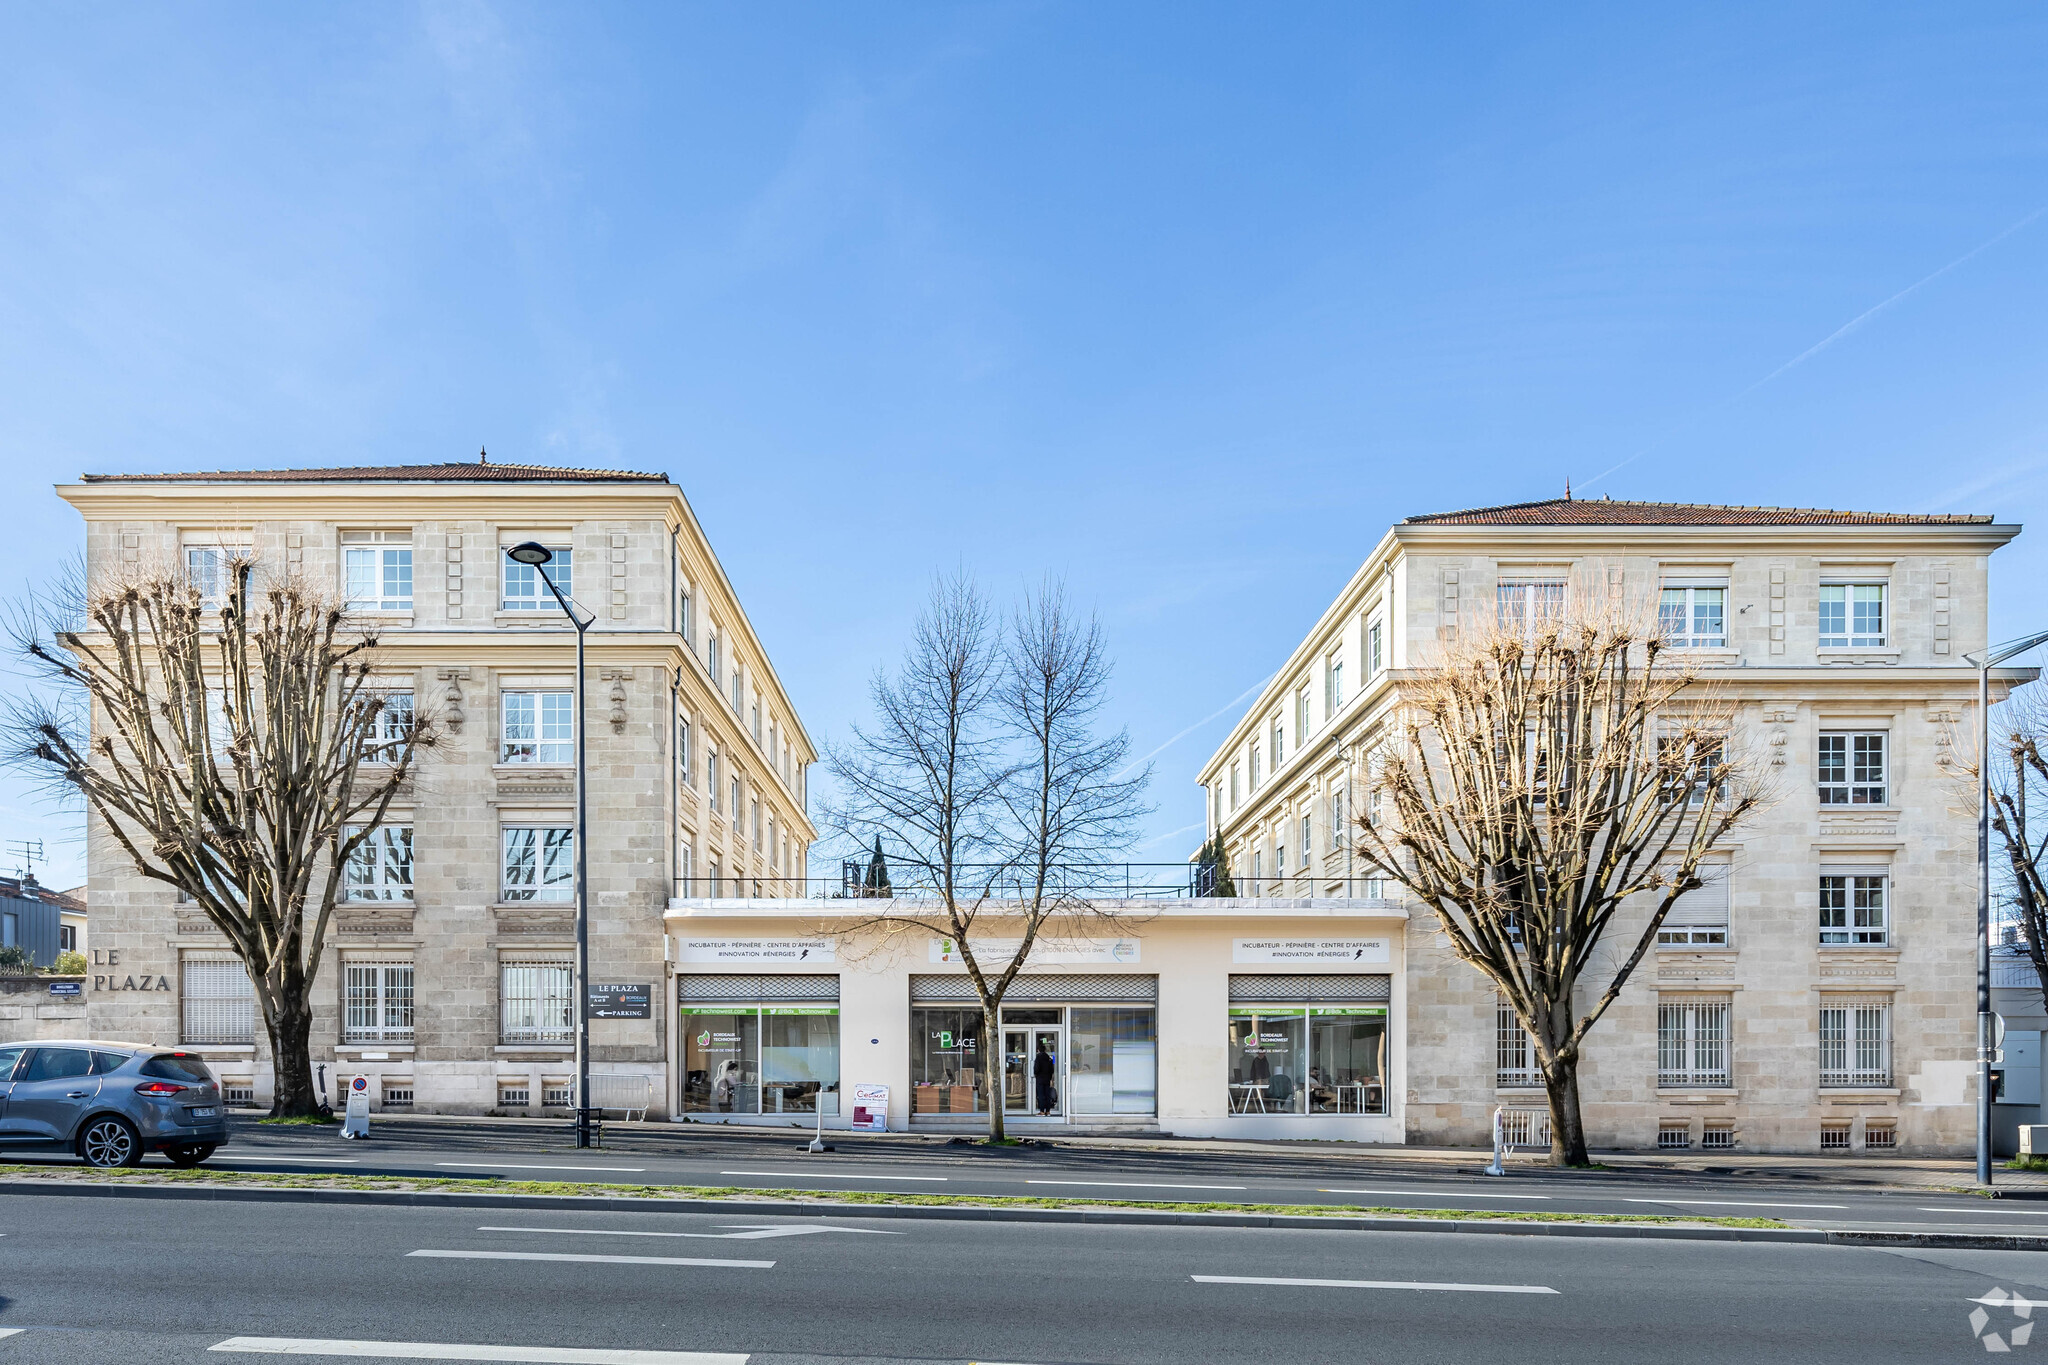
88,948,170,993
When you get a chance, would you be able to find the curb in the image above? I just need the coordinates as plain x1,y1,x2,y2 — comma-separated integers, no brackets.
8,1177,2045,1249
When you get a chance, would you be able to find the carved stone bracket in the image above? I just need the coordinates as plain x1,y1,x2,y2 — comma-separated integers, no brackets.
601,669,630,734
438,667,471,733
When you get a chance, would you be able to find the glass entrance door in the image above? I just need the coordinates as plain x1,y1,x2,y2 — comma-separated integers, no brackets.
1003,1026,1064,1116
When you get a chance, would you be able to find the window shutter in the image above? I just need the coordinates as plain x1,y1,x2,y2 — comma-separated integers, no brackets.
1663,866,1730,929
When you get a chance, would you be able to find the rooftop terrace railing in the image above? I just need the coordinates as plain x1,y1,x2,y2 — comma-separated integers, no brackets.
669,863,1398,901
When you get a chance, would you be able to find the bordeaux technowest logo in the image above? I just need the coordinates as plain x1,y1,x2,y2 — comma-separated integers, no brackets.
1970,1288,2041,1351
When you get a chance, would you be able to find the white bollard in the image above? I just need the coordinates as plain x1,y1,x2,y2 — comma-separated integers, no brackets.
1483,1105,1506,1177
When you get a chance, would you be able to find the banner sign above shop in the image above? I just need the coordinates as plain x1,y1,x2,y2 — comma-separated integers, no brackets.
930,937,1140,965
1232,938,1390,965
678,938,836,964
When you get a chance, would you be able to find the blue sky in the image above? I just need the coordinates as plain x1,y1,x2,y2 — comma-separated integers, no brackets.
3,4,2047,886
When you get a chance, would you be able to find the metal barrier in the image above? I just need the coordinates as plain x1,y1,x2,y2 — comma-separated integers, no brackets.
589,1073,653,1122
1483,1105,1552,1175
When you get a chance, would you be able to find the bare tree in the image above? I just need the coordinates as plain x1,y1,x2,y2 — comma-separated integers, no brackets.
1977,687,2048,1012
825,575,1150,1141
1353,609,1761,1166
7,557,430,1118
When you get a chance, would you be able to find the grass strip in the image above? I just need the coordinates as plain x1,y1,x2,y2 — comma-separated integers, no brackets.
0,1163,1789,1229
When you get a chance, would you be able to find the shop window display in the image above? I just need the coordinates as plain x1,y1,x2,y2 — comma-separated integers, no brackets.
683,1007,839,1115
1068,1008,1157,1115
1228,1007,1385,1115
911,1008,987,1114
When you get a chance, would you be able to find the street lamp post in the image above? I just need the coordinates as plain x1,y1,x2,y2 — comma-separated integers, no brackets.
1964,629,2048,1186
507,542,596,1150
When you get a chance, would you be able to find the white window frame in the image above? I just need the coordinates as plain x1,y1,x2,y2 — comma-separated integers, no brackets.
1497,580,1566,636
344,960,415,1043
1496,1000,1540,1089
500,959,573,1043
1271,718,1284,769
342,531,414,612
502,546,572,610
1819,582,1886,648
1818,731,1887,805
1657,998,1730,1088
184,543,246,611
359,690,415,763
1230,764,1241,810
1658,581,1727,649
1366,619,1383,678
1658,862,1729,946
501,826,574,903
1250,744,1261,790
501,691,573,765
678,716,694,789
1298,814,1311,872
708,748,722,813
1295,688,1310,747
344,824,414,902
1819,1001,1891,1087
1819,870,1889,946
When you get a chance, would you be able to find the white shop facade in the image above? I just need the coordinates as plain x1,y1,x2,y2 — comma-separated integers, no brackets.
660,899,1408,1140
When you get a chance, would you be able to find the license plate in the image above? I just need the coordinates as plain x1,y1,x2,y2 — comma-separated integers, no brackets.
187,1107,218,1118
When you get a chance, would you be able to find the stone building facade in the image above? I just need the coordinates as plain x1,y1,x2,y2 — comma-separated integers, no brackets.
65,460,815,1117
1196,497,2023,1155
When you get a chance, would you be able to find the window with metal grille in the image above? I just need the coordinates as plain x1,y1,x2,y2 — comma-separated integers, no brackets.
1658,1123,1692,1149
1658,999,1730,1087
1701,1124,1736,1150
500,961,573,1043
344,961,414,1043
1497,1001,1540,1088
1818,732,1887,805
182,955,254,1045
381,1086,413,1107
1658,583,1727,648
1819,874,1889,945
1658,863,1730,946
501,827,573,902
344,825,413,902
1818,583,1885,647
222,1083,255,1106
502,547,571,609
542,1084,573,1106
342,532,413,611
1820,1123,1852,1151
501,692,573,764
1864,1122,1897,1150
499,1085,531,1106
1819,1002,1890,1087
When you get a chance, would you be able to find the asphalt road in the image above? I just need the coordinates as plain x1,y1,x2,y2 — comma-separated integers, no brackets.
2,1118,2039,1239
0,1192,2040,1362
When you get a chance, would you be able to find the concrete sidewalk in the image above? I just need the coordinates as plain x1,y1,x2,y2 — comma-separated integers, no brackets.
244,1108,2039,1192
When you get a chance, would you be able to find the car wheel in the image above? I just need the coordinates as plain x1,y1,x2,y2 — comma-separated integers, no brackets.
163,1143,215,1168
77,1116,141,1168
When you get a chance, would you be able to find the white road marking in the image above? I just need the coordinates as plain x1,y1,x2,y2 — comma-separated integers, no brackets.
719,1169,947,1182
407,1250,772,1269
1920,1206,2048,1215
1620,1199,1847,1210
209,1337,746,1362
1193,1274,1557,1295
215,1155,361,1164
1320,1188,1550,1200
0,1329,22,1339
1025,1180,1248,1191
479,1224,901,1241
435,1163,647,1173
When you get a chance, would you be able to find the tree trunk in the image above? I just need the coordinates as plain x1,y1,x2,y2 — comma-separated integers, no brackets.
983,1001,1005,1143
266,990,321,1119
1542,1059,1590,1167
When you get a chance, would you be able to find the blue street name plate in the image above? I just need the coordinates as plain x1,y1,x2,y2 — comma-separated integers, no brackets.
48,981,81,997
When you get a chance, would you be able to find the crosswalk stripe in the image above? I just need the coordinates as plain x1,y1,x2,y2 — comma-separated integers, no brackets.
208,1338,747,1362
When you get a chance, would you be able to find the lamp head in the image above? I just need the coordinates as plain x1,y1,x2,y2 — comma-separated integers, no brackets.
507,541,553,566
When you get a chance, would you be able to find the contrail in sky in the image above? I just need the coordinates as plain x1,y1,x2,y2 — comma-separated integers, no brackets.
1581,205,2047,492
1117,673,1274,780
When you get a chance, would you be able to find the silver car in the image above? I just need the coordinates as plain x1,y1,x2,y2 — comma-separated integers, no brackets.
0,1039,228,1168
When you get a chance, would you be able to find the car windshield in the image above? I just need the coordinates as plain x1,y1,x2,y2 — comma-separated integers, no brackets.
139,1055,215,1084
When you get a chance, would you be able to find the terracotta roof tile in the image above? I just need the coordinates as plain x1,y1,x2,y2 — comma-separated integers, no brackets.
80,461,668,485
1403,497,1992,527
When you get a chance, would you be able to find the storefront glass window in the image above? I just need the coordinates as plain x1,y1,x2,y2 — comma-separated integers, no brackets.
1227,1010,1307,1114
1308,1008,1387,1114
761,1009,840,1114
911,1008,987,1115
1069,1008,1157,1115
682,1009,760,1114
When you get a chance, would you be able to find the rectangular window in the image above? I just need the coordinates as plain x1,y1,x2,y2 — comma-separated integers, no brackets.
1819,583,1886,648
343,825,414,902
1366,619,1382,677
1658,863,1729,945
707,632,721,686
502,547,572,610
1657,999,1730,1087
680,591,694,645
1223,1007,1387,1116
185,545,230,608
182,955,255,1045
731,664,743,713
342,532,414,612
1819,1002,1891,1087
751,695,762,744
1230,764,1241,809
1323,657,1339,718
362,690,415,761
708,749,721,813
344,961,414,1043
1497,581,1566,635
684,1006,840,1115
751,799,762,850
500,961,572,1042
1658,584,1727,648
1300,814,1312,871
1296,688,1310,747
1068,1008,1159,1115
501,827,574,902
58,924,75,952
1497,1001,1540,1088
1819,873,1889,945
1250,744,1261,790
1226,1009,1306,1114
678,717,693,788
1817,732,1887,805
731,777,743,825
911,1008,987,1115
501,691,573,764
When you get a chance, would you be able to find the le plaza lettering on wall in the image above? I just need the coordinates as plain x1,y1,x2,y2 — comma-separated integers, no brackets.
89,948,170,992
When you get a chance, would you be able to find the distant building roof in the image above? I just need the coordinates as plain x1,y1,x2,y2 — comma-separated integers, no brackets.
80,460,668,486
1404,497,1994,527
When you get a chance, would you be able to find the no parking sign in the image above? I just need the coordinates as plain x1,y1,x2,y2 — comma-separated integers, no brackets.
341,1074,370,1139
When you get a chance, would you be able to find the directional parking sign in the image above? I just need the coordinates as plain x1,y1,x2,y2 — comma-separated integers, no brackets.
588,983,652,1019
